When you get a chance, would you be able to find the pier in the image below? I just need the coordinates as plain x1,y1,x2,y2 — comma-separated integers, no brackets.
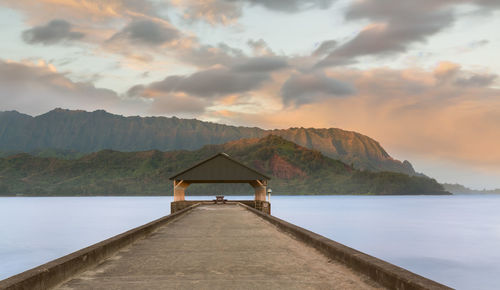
0,153,452,290
0,203,451,290
57,204,381,289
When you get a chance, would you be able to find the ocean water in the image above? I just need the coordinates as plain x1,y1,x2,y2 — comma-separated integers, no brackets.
1,195,499,289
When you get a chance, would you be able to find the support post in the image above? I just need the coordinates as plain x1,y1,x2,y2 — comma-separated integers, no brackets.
173,180,190,201
250,180,267,201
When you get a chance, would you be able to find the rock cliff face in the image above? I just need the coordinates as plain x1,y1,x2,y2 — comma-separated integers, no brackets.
0,108,415,174
270,127,415,174
268,154,307,179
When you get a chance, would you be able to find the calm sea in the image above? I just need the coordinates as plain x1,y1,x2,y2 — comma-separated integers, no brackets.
1,195,499,289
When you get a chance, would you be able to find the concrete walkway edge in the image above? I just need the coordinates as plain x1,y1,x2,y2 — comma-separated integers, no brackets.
0,203,201,290
238,203,452,290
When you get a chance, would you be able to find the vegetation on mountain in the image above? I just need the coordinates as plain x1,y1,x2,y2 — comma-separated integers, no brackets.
0,135,448,196
0,109,415,174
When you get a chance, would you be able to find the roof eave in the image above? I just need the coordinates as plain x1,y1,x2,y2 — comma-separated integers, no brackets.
169,152,271,181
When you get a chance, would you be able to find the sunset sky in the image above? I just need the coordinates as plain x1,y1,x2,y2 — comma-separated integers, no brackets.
0,0,499,189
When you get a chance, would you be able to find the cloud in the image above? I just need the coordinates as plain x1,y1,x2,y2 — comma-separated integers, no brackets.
433,61,497,87
175,42,244,68
108,20,180,46
128,67,267,99
312,40,337,57
317,0,500,66
0,59,208,117
148,93,208,114
174,40,289,73
470,39,489,47
244,0,335,13
127,52,292,109
3,0,176,59
281,72,355,107
1,0,169,24
455,74,497,87
22,19,84,45
175,0,242,26
173,0,336,25
319,3,453,66
0,59,148,116
125,54,291,114
99,17,188,63
434,61,461,80
125,83,207,114
247,39,273,56
232,56,288,73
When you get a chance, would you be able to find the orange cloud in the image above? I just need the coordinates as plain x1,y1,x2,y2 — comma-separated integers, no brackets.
172,0,241,26
205,63,500,173
2,0,165,23
434,61,460,80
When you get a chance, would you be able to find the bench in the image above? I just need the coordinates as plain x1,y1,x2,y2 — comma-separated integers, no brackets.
213,195,227,204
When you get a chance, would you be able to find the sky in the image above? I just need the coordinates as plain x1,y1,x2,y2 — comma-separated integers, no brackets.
0,0,499,189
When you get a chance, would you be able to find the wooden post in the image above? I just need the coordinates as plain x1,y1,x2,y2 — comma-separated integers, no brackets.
173,180,189,201
251,180,267,201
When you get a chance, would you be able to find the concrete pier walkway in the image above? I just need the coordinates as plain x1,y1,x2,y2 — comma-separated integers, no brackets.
56,204,382,289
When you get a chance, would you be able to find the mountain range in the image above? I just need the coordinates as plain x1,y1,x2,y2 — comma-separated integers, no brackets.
0,108,415,175
0,135,447,196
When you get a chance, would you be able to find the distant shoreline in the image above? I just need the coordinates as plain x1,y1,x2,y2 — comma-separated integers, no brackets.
0,192,454,197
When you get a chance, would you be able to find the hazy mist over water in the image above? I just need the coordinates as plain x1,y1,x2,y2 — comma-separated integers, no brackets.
1,195,499,289
271,195,500,290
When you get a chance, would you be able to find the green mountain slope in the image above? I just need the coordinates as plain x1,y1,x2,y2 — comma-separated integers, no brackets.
0,135,448,196
0,109,415,174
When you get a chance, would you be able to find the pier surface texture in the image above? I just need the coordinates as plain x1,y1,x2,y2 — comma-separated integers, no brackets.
56,204,381,290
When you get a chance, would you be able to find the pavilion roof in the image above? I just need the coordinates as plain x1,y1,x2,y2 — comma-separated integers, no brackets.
169,153,270,183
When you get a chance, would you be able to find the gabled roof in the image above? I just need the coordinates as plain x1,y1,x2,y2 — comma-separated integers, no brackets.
169,153,270,182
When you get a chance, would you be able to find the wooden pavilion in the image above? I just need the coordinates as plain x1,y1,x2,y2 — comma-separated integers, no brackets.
169,153,271,213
